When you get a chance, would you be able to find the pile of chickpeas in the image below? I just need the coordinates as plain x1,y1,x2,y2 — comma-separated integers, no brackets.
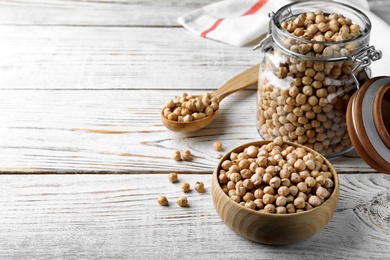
218,138,334,214
257,11,367,155
163,92,219,122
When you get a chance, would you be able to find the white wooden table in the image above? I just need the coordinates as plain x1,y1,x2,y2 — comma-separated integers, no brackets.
0,1,389,259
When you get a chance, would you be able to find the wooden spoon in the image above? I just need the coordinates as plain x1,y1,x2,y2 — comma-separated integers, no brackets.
161,64,259,133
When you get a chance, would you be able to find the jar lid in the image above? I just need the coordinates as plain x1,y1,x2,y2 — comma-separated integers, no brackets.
346,77,390,174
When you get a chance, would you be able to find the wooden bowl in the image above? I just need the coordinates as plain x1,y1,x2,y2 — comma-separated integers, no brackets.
211,140,339,244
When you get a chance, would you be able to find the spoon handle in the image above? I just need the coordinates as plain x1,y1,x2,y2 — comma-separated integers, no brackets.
211,64,259,101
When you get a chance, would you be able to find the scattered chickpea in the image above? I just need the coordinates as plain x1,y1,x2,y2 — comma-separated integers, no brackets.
181,182,191,193
172,150,181,161
157,196,168,206
177,196,188,207
194,181,205,193
182,150,192,161
168,172,178,183
213,141,223,151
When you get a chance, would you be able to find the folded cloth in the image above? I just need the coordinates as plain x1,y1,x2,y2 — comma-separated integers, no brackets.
178,0,390,75
178,0,290,47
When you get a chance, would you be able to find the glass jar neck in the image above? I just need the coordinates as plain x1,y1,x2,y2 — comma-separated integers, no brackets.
271,1,372,62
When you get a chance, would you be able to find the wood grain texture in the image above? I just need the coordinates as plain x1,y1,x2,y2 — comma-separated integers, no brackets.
0,174,389,259
0,0,213,26
0,89,375,174
0,26,259,90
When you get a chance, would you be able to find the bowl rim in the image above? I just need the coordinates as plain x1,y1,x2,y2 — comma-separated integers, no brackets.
212,140,340,218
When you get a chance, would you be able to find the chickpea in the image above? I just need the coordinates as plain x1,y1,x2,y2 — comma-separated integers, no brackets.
230,195,241,203
281,178,291,188
254,199,264,209
303,85,313,96
228,189,237,198
294,159,306,171
263,186,275,195
157,196,168,206
254,189,264,199
213,141,223,151
324,178,334,188
297,182,308,193
172,150,181,161
296,93,307,105
294,197,306,209
177,196,188,207
289,185,299,196
245,201,257,210
269,177,281,189
243,192,255,202
316,175,326,185
194,181,205,193
316,186,330,200
239,159,251,170
276,196,287,207
263,194,275,204
181,182,191,193
264,204,276,213
305,176,316,188
227,181,235,191
181,150,192,160
276,206,287,214
309,195,322,207
286,203,296,213
236,186,246,197
168,172,178,183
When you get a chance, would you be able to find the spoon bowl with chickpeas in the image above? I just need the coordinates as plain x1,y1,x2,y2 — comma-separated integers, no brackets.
161,64,259,133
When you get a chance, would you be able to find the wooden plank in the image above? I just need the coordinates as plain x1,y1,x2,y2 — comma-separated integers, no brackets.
0,26,259,90
0,89,376,174
0,173,389,258
0,24,388,91
1,0,388,28
0,0,214,26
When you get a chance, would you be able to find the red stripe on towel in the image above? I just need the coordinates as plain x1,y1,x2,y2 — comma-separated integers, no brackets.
200,0,269,38
243,0,269,15
201,18,224,37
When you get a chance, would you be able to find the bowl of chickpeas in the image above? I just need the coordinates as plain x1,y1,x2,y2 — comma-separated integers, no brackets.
211,138,339,244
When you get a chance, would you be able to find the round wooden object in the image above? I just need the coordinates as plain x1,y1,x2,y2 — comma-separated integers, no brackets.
211,140,339,245
346,77,390,174
373,84,390,149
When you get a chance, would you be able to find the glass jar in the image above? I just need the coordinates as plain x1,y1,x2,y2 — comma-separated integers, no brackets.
255,1,382,157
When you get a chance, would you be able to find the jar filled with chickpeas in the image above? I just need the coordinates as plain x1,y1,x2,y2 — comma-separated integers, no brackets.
254,1,382,157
